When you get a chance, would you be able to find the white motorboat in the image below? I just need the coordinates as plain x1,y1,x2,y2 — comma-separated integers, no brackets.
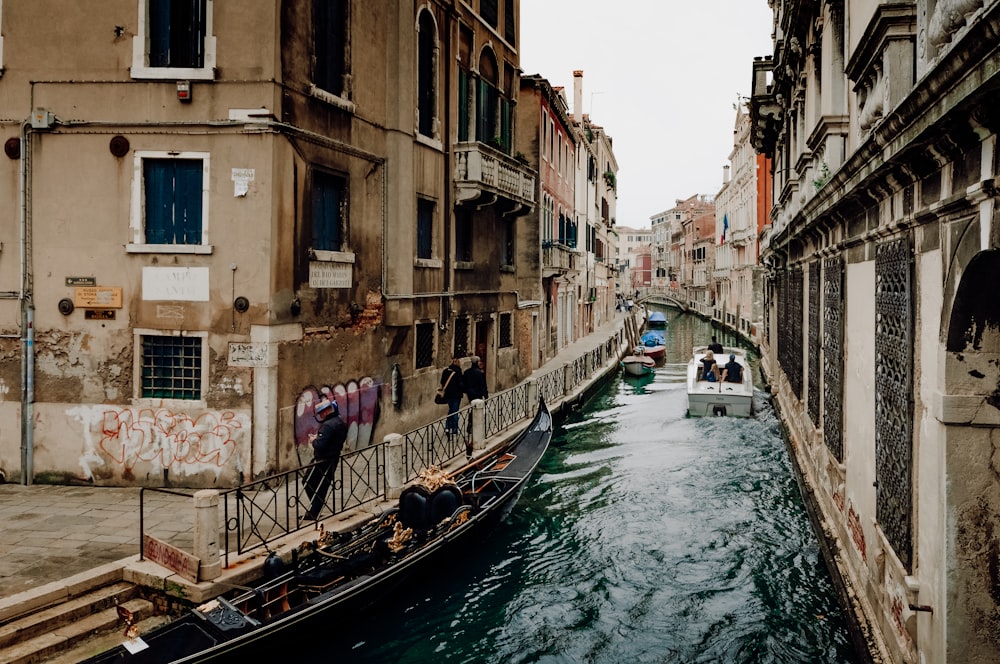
686,346,753,417
622,346,656,377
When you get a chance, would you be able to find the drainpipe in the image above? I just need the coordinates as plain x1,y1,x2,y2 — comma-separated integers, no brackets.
19,119,34,485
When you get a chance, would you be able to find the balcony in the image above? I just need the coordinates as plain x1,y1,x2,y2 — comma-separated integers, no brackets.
542,242,578,277
454,142,536,214
729,226,754,247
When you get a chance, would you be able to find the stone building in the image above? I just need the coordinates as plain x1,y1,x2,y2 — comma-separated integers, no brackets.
518,75,579,365
0,1,536,488
713,103,771,340
750,0,1000,661
570,71,618,334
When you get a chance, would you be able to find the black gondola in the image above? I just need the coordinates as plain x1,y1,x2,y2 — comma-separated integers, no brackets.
84,399,553,663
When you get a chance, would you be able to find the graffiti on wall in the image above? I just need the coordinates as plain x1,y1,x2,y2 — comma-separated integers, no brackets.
70,405,249,480
847,499,867,562
294,377,381,462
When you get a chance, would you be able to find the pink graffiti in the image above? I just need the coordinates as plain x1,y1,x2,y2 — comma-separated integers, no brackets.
99,407,243,470
295,378,381,456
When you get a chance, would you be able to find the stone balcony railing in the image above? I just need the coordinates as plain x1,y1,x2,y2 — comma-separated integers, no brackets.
454,142,536,211
542,242,578,277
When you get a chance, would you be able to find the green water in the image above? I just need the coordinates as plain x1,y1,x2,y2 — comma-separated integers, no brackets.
316,311,861,663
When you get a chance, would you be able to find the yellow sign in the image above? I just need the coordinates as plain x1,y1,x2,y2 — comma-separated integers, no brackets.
74,286,123,309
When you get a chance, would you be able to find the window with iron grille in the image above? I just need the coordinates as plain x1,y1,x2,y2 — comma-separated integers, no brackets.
314,0,349,97
499,312,512,348
453,317,469,358
140,333,203,400
312,169,347,252
415,322,435,369
417,198,434,260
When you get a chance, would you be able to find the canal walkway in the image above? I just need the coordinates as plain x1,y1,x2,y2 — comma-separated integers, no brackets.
0,313,632,624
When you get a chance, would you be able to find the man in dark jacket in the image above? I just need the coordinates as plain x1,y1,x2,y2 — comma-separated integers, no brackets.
440,357,464,436
303,397,348,521
722,354,743,383
464,356,488,403
462,356,488,459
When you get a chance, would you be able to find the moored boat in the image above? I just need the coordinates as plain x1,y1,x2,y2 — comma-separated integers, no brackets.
83,400,554,664
639,331,666,361
622,346,656,376
647,311,668,328
686,347,753,417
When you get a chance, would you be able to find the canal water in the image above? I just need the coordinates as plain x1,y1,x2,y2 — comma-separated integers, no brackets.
316,311,862,663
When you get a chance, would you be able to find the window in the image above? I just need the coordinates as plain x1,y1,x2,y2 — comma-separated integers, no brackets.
477,50,500,148
499,312,512,348
480,0,498,28
456,209,473,262
139,332,205,400
417,10,437,138
312,170,347,252
501,219,515,267
417,198,434,260
130,152,209,251
132,0,215,80
314,0,350,101
415,322,435,369
453,317,469,358
504,0,515,45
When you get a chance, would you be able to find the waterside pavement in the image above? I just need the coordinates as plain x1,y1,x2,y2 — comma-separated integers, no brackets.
0,315,633,621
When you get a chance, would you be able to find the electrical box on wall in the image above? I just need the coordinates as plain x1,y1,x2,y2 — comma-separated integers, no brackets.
30,110,55,129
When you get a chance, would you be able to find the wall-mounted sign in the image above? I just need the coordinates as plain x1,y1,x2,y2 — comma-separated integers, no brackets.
309,261,352,289
142,267,210,302
66,277,96,286
228,341,271,368
74,286,122,308
85,310,116,320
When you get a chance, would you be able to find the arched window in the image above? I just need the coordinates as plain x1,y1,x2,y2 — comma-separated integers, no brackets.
417,10,437,138
477,49,500,148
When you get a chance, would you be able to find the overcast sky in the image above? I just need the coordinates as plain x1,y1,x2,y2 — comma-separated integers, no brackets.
520,2,775,228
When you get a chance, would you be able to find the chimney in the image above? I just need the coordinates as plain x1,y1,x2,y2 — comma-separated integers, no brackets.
573,70,583,123
723,165,731,184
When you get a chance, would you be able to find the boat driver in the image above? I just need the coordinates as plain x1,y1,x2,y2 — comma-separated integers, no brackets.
722,354,743,383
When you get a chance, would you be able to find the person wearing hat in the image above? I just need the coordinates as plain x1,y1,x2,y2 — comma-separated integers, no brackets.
722,353,743,384
302,396,348,521
440,356,465,437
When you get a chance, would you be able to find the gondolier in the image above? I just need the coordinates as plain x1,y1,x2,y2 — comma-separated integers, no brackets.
303,397,348,521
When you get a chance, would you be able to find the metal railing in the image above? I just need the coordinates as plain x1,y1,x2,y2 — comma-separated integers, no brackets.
152,324,627,566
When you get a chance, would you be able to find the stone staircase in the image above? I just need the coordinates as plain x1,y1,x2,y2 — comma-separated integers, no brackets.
0,581,171,664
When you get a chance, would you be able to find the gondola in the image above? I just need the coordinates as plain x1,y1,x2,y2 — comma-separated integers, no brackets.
84,399,553,663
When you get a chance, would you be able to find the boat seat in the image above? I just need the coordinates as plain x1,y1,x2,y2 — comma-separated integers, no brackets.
398,483,463,532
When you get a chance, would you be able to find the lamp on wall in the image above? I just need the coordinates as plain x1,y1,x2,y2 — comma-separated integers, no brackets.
290,298,301,316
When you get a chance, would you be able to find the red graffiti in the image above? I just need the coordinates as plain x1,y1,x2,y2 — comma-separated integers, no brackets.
99,407,244,470
832,490,844,512
847,502,867,561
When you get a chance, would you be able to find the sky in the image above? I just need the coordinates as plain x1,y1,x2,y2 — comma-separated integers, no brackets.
520,2,775,228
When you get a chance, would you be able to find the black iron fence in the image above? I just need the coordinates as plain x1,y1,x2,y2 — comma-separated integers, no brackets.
175,325,627,566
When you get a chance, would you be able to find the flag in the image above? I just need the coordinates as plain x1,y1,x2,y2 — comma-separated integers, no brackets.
719,214,729,244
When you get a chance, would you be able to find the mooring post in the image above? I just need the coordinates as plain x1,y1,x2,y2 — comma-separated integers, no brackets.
194,489,222,581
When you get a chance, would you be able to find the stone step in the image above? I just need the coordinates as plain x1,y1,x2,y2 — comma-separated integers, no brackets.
0,597,154,664
0,582,138,649
46,613,175,664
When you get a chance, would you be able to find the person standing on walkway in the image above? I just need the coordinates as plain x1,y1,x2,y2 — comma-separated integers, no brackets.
303,397,348,521
463,356,488,459
440,357,465,437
